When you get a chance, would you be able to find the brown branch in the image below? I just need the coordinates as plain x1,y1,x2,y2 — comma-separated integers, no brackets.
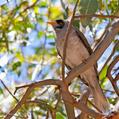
61,83,103,118
65,20,119,85
5,87,33,119
46,111,49,119
104,112,119,119
76,89,90,119
5,79,62,119
71,92,103,114
75,89,102,119
14,79,61,94
71,92,102,113
0,79,19,102
27,99,56,119
92,22,112,50
54,90,61,110
73,100,102,118
61,83,76,119
61,0,80,119
4,77,103,119
50,110,56,119
75,14,119,19
99,41,119,75
62,0,79,81
107,56,119,96
115,74,119,82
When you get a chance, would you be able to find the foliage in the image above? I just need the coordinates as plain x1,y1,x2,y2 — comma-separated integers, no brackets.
0,0,119,118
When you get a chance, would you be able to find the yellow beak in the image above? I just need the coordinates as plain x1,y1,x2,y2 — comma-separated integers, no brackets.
47,21,57,26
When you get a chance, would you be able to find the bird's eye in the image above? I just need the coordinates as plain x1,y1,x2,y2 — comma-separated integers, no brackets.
55,20,65,30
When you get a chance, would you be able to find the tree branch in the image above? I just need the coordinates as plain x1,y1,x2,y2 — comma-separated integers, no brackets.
5,79,62,119
65,20,119,85
62,0,79,81
107,56,119,96
14,79,61,94
61,0,80,118
5,87,33,119
99,41,119,75
75,14,119,19
76,89,90,119
0,79,19,102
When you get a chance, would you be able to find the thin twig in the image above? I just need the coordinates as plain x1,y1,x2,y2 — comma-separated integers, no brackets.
115,74,119,82
61,1,80,118
62,0,79,81
79,89,102,113
71,91,102,113
5,87,33,119
92,22,112,50
99,41,119,75
75,14,119,19
14,79,60,94
46,110,49,119
77,89,90,119
26,99,54,111
0,80,19,102
22,0,39,13
61,83,102,118
107,56,119,96
54,90,61,110
50,110,56,119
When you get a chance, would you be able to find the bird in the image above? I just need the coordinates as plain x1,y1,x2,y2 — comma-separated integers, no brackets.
48,19,109,112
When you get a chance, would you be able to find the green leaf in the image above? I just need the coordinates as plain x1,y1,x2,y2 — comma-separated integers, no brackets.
79,0,99,27
49,7,62,19
56,112,65,119
99,65,108,87
38,31,44,38
0,87,3,94
73,20,80,29
15,52,24,62
99,65,108,80
39,1,47,7
34,6,39,14
47,34,55,39
12,61,21,71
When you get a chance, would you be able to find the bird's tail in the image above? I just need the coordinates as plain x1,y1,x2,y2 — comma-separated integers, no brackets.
91,84,109,112
81,67,109,112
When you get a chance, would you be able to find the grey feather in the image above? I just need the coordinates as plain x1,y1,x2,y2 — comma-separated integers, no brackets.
53,20,109,112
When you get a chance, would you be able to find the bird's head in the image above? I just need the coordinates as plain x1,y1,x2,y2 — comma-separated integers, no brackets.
47,19,67,32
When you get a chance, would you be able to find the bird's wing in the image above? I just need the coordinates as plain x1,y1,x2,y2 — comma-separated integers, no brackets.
74,27,98,69
74,27,93,55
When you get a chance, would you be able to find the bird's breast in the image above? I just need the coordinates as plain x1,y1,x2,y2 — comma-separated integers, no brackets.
56,31,90,68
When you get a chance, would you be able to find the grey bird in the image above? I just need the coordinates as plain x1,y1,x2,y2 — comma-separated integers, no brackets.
48,19,109,112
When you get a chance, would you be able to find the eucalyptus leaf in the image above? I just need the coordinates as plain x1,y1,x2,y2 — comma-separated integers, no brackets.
56,112,65,119
79,0,99,27
0,87,3,94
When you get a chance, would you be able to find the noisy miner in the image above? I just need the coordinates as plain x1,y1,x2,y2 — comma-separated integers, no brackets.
48,19,109,112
